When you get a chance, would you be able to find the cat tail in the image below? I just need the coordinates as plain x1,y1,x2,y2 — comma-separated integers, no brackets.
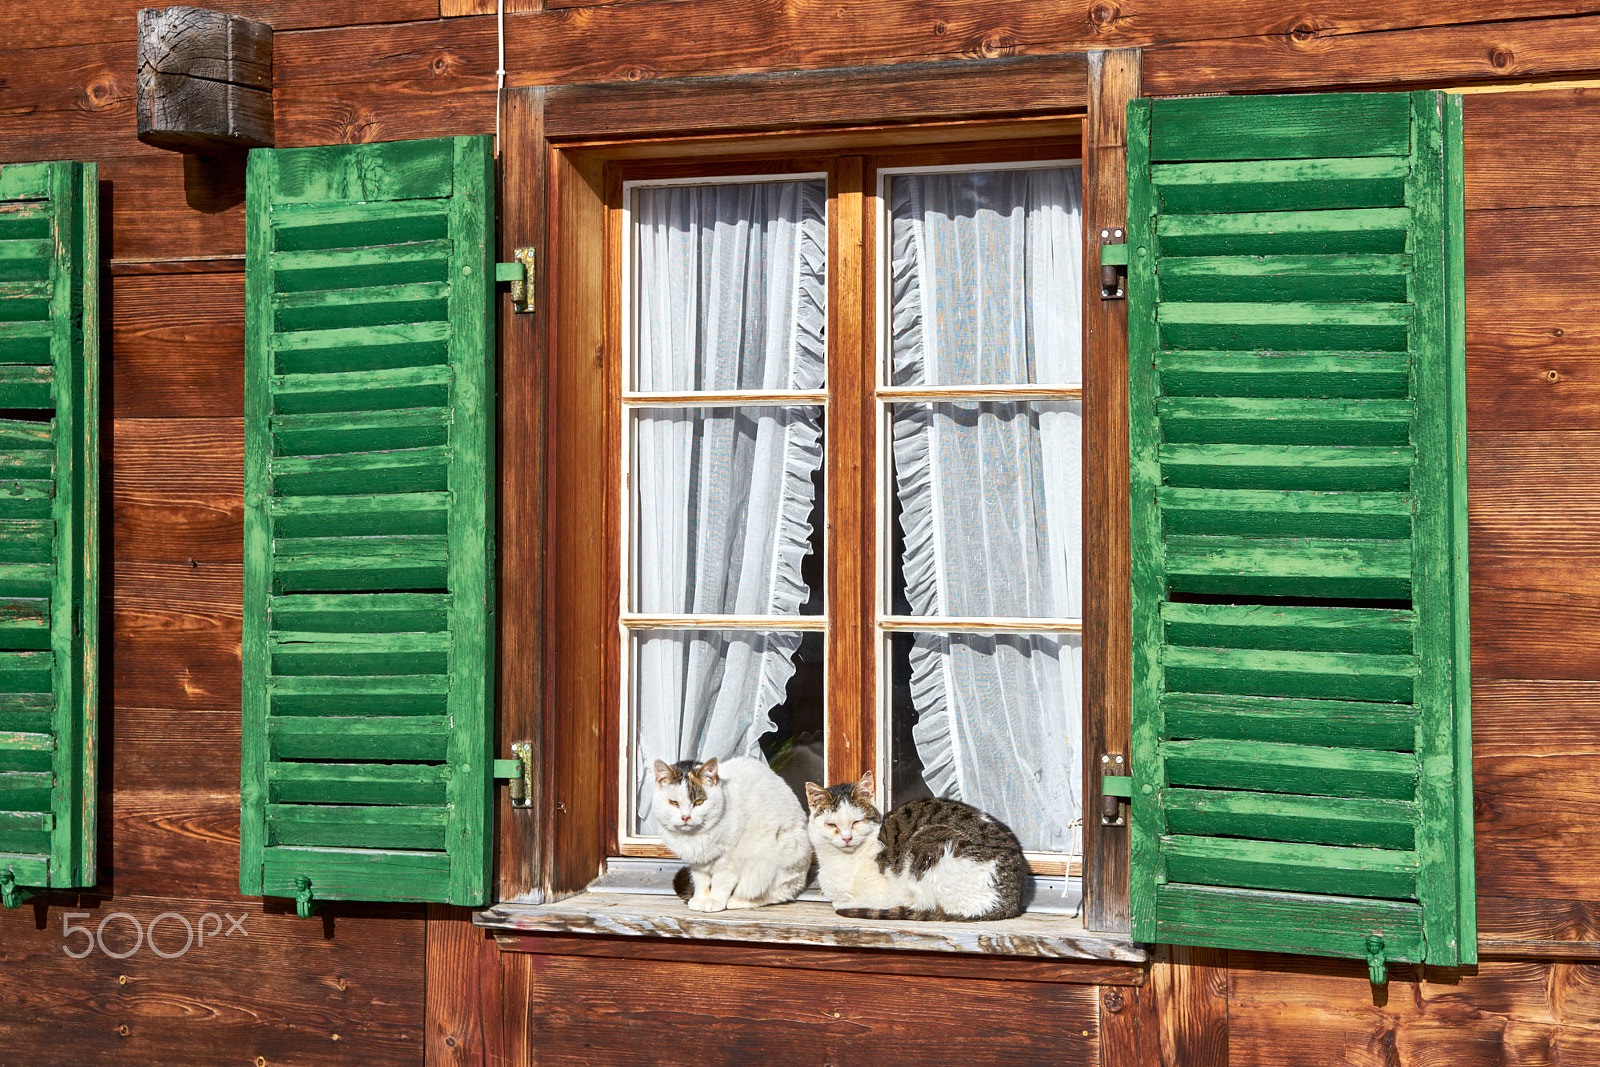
672,866,693,902
834,906,946,921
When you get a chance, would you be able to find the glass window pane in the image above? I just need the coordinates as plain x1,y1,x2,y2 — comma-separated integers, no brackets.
889,400,1080,619
630,629,824,834
886,166,1082,388
632,178,827,393
888,630,1082,854
631,406,823,616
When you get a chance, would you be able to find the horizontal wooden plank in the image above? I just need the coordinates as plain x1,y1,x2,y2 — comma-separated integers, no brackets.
269,367,452,417
271,139,456,206
1162,693,1417,751
0,771,50,809
270,628,450,675
1157,397,1412,446
272,239,452,294
1163,834,1418,899
1162,602,1415,653
0,729,52,752
271,534,449,594
113,561,241,712
0,650,51,692
1164,642,1417,702
1158,254,1410,303
268,717,450,761
272,446,450,498
266,763,450,806
268,592,452,634
0,745,50,773
272,410,451,458
0,448,55,479
0,482,52,522
269,200,449,254
112,417,242,564
269,674,450,717
0,852,47,884
1159,208,1412,258
1153,157,1409,215
542,54,1088,138
0,364,52,408
110,272,245,418
273,280,451,334
1158,351,1411,400
1154,884,1424,962
1160,487,1412,539
0,563,53,598
1163,534,1413,599
0,321,50,365
1161,443,1413,491
271,320,452,375
267,803,449,850
1151,94,1411,162
1163,789,1416,850
1464,88,1600,212
1163,738,1417,799
262,844,453,902
0,520,51,564
271,492,449,539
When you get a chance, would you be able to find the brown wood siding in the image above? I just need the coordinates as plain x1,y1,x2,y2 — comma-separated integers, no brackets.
3,1,1600,1065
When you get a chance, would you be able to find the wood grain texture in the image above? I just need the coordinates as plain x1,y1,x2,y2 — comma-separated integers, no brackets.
496,87,548,904
0,0,435,51
111,418,243,564
1082,47,1139,936
109,273,245,418
101,152,247,263
1100,977,1161,1067
493,929,1148,985
111,561,242,712
1480,893,1600,953
1152,945,1229,1067
1465,89,1600,211
278,3,1600,93
542,55,1088,139
272,81,497,149
426,904,508,1065
1475,748,1600,899
0,893,425,1065
509,951,1102,1066
1228,952,1600,1066
1144,12,1600,97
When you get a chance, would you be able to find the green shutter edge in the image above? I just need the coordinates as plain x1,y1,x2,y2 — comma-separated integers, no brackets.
0,159,99,901
240,136,496,910
1126,92,1473,973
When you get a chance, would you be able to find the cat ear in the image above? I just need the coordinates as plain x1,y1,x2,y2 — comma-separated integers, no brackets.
698,757,719,784
854,769,876,803
653,759,674,786
804,783,830,813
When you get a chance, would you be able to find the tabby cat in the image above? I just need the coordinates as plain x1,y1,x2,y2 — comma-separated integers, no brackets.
805,771,1025,921
653,756,812,912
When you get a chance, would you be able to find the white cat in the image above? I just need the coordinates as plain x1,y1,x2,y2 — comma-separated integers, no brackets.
652,756,813,912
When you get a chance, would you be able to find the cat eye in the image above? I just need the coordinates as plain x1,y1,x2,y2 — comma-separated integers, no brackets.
667,800,679,807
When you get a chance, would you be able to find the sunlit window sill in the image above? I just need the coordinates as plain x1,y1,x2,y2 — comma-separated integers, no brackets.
473,861,1145,963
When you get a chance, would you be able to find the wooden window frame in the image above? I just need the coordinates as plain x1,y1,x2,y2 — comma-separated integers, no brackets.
492,51,1142,934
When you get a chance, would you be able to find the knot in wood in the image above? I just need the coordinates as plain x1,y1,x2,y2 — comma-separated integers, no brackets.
979,32,1018,57
1289,22,1318,42
1490,47,1515,70
1090,2,1119,27
1103,988,1125,1013
933,20,948,35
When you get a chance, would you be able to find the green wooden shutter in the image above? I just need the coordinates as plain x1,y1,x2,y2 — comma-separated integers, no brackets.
0,161,99,903
1127,92,1473,977
242,137,496,910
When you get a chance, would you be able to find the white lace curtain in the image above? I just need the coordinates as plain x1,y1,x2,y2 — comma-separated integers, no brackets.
630,179,827,827
888,167,1085,853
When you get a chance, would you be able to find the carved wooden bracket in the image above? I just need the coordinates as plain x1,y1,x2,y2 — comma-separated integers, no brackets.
137,6,273,151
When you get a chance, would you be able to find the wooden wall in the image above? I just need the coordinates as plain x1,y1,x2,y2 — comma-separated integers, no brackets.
7,1,1600,1064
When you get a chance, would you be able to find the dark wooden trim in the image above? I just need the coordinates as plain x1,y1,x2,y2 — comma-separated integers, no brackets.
496,86,549,904
1081,47,1140,935
491,930,1148,986
425,905,508,1065
542,54,1090,140
107,256,246,276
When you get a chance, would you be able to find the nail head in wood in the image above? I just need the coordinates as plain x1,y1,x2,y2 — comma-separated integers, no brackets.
137,6,274,151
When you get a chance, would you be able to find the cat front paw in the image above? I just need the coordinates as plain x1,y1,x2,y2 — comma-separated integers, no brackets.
686,897,725,912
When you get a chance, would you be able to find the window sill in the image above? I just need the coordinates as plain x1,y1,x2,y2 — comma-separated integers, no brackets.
473,893,1146,963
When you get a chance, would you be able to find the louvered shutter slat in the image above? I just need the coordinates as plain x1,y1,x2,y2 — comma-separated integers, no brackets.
1128,92,1473,974
242,136,495,909
0,160,98,900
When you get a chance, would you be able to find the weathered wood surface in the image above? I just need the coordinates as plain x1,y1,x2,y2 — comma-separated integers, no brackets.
0,893,425,1065
110,273,245,417
112,560,240,712
111,418,243,564
0,0,435,51
1227,952,1600,1065
1144,13,1600,96
477,894,1148,961
503,949,1102,1066
137,7,274,150
495,928,1148,985
426,905,510,1065
1153,945,1230,1066
277,3,1600,91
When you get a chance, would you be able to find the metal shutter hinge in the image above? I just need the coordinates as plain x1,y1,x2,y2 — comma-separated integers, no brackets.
1100,753,1131,826
495,248,536,313
1099,228,1127,300
494,742,534,808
